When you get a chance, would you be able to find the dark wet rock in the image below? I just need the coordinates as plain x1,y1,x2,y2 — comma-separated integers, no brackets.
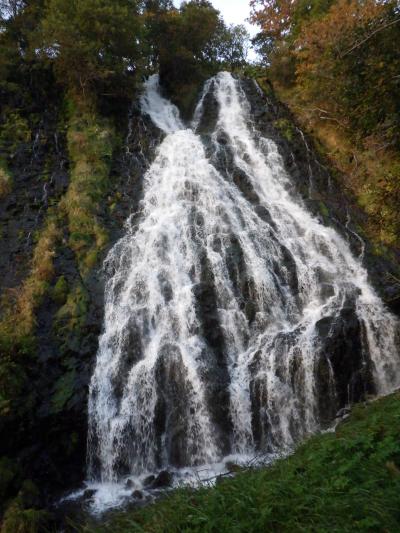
225,461,243,473
0,117,69,292
315,306,375,426
143,471,173,490
216,473,231,485
194,81,218,134
152,470,173,489
336,407,351,419
132,490,143,499
125,479,134,489
143,475,155,487
82,489,96,501
320,283,335,299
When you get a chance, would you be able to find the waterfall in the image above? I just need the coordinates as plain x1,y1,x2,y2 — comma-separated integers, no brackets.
87,72,400,506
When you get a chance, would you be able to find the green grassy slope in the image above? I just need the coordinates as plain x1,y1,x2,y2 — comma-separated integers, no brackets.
82,392,400,533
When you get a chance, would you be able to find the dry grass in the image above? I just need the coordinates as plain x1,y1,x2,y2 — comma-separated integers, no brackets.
61,111,114,275
274,84,400,248
0,166,12,199
0,220,61,343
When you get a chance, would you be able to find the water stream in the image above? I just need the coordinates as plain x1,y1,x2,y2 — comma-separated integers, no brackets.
85,72,400,511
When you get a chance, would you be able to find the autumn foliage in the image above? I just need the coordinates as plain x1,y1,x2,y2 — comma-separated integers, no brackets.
251,0,400,247
251,0,400,145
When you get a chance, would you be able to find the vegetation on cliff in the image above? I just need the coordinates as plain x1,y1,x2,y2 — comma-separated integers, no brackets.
251,0,400,249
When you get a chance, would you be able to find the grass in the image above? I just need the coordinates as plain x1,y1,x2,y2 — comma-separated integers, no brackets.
0,163,12,199
79,392,400,532
0,214,61,352
61,107,115,276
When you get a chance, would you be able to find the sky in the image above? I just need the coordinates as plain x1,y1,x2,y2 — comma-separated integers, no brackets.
173,0,258,60
207,0,256,36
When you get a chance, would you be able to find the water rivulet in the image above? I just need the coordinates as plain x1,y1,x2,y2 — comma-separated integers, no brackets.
87,72,400,498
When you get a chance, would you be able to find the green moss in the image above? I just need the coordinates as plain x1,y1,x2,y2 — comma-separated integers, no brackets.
62,105,116,276
1,501,50,533
0,458,19,506
0,110,31,157
66,432,79,456
273,118,295,142
0,360,27,418
84,393,400,532
319,201,330,219
83,248,101,271
13,480,40,510
55,282,89,336
51,369,76,414
52,276,68,306
255,76,274,98
0,161,12,199
53,282,91,354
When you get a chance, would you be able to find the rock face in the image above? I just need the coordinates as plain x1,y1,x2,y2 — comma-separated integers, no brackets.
0,73,399,525
0,111,69,291
0,97,161,517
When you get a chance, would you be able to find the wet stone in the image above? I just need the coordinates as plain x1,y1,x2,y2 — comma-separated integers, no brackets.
82,489,96,501
336,407,351,419
125,479,134,489
152,470,173,488
225,461,243,473
320,283,335,299
143,475,155,487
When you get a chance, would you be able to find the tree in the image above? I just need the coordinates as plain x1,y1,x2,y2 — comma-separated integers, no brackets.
38,0,144,97
250,0,297,43
295,0,400,142
216,24,250,68
151,1,222,91
250,0,336,82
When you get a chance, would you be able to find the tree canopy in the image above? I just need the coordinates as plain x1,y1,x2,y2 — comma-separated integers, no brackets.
0,0,250,109
251,0,400,146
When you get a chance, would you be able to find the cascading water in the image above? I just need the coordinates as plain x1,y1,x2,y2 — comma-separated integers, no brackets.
86,72,400,509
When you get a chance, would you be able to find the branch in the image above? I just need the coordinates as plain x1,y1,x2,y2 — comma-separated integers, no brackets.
386,272,400,285
342,17,400,57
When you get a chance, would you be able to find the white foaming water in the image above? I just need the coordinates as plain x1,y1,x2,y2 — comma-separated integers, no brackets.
140,74,183,133
86,72,400,511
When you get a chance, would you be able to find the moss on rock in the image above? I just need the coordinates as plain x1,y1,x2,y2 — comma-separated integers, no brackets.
62,105,116,277
273,118,295,142
51,369,77,414
1,501,49,533
52,276,69,306
0,163,12,199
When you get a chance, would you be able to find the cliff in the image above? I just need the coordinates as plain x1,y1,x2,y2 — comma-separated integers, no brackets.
0,74,399,531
